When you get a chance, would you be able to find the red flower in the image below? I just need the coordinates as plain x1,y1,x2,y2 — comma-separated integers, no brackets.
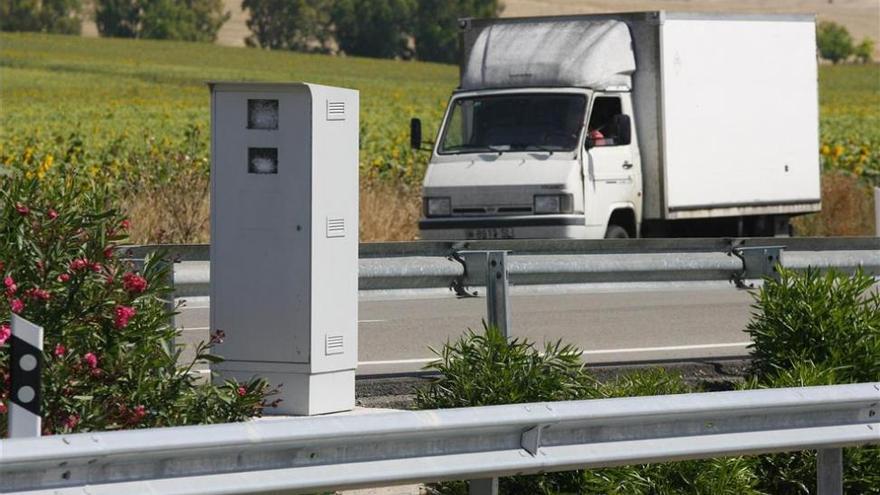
83,352,98,369
120,219,131,231
114,305,136,329
122,272,148,294
3,276,16,295
237,386,247,397
69,258,89,271
0,402,7,415
24,288,50,301
57,273,71,283
131,405,146,422
15,203,29,216
90,262,102,273
62,414,79,429
103,246,115,259
47,209,58,220
9,298,24,314
54,343,66,357
0,323,10,345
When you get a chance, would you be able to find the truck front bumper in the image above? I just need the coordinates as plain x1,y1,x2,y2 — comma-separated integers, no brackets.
418,214,597,240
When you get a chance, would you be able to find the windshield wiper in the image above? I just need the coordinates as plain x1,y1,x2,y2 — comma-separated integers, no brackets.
520,144,556,155
444,144,507,155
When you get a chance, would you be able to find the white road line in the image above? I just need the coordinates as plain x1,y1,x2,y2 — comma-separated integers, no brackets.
358,342,751,366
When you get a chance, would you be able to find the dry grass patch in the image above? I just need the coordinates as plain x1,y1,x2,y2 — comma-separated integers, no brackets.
360,182,421,242
794,172,876,236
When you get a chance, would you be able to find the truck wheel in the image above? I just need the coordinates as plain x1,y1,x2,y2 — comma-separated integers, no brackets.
604,224,630,239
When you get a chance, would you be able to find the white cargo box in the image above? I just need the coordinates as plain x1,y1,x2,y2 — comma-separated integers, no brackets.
461,12,821,220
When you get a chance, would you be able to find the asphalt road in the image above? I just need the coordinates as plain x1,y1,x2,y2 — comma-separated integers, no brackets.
174,282,756,375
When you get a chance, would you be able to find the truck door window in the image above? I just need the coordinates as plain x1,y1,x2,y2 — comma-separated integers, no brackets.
439,94,586,154
587,97,623,147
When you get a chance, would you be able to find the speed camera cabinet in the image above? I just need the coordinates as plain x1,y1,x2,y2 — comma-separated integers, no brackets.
209,82,359,415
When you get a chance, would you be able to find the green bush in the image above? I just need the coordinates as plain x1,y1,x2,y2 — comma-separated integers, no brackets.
0,0,81,34
817,21,854,64
744,269,880,494
0,165,274,435
413,0,502,63
745,267,880,384
854,38,875,64
418,327,759,494
95,0,229,42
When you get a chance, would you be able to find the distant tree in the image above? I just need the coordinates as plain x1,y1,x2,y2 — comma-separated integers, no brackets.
95,0,229,42
242,0,333,52
413,0,503,63
331,0,414,59
816,21,853,64
853,37,875,64
0,0,82,34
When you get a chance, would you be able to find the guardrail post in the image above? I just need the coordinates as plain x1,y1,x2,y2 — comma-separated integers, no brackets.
486,251,510,339
469,477,499,495
8,314,43,438
817,448,843,495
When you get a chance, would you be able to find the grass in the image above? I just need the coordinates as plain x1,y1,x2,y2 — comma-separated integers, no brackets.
1,33,878,240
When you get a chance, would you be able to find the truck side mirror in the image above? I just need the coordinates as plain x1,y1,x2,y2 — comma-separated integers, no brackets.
410,118,422,150
614,114,632,145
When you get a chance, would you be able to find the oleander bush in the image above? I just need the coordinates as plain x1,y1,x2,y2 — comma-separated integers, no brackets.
0,167,275,435
417,326,759,495
744,268,880,495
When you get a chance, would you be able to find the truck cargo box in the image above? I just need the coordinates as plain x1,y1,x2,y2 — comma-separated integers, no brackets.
460,12,821,220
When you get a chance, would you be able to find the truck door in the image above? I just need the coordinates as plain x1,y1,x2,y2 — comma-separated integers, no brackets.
584,94,640,236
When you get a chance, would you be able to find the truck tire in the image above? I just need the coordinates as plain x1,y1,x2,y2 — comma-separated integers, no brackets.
604,224,630,239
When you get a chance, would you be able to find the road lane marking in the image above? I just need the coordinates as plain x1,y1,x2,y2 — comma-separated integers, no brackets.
358,342,751,366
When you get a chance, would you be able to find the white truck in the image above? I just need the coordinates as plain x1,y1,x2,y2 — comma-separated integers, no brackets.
412,12,821,239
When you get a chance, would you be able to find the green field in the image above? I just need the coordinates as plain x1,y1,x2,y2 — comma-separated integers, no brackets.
1,33,878,239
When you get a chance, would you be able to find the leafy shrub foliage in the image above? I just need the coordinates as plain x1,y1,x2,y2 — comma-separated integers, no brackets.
331,0,415,59
95,0,229,42
817,21,854,64
744,268,880,494
0,0,81,34
746,267,880,384
242,0,333,51
0,167,274,435
418,326,758,495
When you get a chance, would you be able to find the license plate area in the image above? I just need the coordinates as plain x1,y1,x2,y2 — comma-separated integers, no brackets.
465,227,515,240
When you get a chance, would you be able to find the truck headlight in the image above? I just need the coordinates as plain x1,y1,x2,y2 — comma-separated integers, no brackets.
425,197,452,217
534,194,573,214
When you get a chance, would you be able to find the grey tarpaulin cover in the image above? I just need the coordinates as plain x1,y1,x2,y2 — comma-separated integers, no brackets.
461,20,636,90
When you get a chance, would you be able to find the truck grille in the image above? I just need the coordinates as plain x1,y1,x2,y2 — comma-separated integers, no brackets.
452,206,532,216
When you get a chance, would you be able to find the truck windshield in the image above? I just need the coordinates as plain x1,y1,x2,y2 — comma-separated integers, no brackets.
439,94,586,154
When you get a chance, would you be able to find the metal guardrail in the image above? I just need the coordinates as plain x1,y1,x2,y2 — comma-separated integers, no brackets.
2,383,878,494
123,237,880,296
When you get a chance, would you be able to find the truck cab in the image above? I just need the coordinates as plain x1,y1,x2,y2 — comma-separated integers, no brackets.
418,88,642,239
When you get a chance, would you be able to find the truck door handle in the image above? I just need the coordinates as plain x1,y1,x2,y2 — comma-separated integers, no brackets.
622,161,633,169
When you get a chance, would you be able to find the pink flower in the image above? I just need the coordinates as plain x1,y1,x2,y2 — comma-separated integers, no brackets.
69,258,89,271
24,288,50,301
131,405,146,422
62,414,79,429
54,343,66,357
103,246,115,259
120,219,131,231
9,298,24,314
47,209,58,220
0,402,7,415
90,262,102,273
83,352,98,369
237,386,247,397
3,276,16,295
0,323,10,345
57,273,70,283
114,305,136,329
122,272,148,294
15,203,29,216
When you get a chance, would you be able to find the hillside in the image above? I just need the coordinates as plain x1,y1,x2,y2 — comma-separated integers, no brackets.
76,1,880,59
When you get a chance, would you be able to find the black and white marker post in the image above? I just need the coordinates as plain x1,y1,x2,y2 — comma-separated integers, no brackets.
8,314,43,438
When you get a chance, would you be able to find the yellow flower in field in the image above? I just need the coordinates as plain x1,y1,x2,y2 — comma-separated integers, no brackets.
820,144,830,156
854,166,864,176
832,145,844,158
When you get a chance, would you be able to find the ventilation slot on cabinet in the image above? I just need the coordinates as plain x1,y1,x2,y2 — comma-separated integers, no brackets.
325,334,344,355
326,101,346,121
326,217,346,238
